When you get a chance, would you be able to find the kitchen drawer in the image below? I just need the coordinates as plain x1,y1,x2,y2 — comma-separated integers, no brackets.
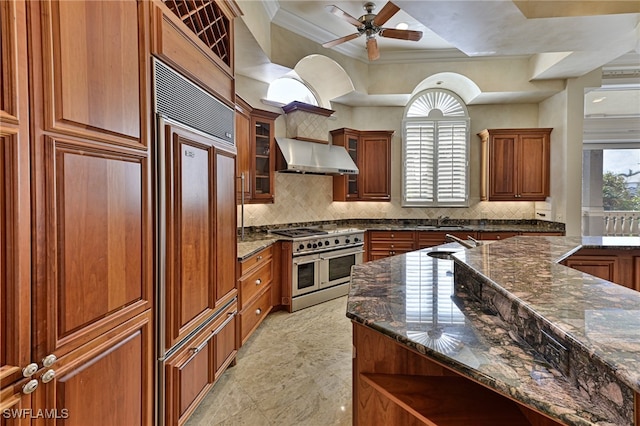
370,241,416,251
239,260,272,309
240,245,273,276
163,301,237,426
478,231,519,240
369,230,415,241
239,287,272,345
417,231,475,248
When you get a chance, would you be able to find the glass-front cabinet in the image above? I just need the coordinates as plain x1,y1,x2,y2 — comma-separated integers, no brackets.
249,110,279,203
235,97,279,204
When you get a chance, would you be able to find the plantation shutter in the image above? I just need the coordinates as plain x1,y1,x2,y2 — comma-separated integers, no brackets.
403,90,469,207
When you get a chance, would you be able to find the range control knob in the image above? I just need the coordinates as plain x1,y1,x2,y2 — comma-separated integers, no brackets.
307,243,312,249
299,244,305,250
312,243,317,248
345,239,350,244
324,241,330,246
354,237,360,242
335,239,340,244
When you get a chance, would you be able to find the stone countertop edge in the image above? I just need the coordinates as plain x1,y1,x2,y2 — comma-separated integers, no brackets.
346,236,640,426
236,220,567,260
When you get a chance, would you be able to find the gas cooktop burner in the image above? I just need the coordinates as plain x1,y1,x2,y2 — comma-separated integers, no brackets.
269,227,329,238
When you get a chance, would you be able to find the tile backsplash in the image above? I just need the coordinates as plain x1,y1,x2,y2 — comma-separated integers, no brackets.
239,173,536,227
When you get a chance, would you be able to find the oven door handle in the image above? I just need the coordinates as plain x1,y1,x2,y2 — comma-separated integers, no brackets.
320,249,365,261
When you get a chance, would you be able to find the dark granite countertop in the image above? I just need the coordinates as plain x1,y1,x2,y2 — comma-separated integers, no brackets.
237,219,565,260
346,236,640,426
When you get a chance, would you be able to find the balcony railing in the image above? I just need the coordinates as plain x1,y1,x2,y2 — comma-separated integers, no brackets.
603,211,640,236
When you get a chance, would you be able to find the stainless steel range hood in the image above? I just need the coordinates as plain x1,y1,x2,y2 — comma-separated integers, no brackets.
275,137,359,175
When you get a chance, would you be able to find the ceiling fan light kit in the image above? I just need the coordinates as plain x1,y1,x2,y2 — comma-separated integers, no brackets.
322,1,423,61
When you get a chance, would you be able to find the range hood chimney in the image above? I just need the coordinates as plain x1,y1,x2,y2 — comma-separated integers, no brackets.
275,102,359,175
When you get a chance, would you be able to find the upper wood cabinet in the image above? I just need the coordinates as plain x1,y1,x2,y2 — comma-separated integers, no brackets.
478,128,552,201
235,99,279,204
37,0,149,149
151,0,241,106
331,128,394,202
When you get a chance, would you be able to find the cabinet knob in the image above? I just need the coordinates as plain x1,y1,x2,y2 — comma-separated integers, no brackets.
22,379,39,395
22,363,39,377
257,255,263,261
42,354,57,368
41,369,56,384
391,234,395,238
255,278,262,285
255,308,262,315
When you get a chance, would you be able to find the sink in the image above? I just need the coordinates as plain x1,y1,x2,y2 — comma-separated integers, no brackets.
417,225,469,231
427,250,458,260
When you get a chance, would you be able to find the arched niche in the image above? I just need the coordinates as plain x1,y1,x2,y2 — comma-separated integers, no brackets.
293,55,355,109
410,72,481,105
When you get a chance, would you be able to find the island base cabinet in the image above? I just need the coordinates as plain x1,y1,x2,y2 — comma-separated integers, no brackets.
352,322,564,426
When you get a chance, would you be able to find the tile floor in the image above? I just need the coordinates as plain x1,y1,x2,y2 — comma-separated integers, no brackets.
185,296,353,426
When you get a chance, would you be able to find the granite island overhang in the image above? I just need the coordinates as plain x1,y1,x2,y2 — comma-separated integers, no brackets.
346,236,640,426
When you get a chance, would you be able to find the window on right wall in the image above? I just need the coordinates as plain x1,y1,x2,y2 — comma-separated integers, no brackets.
402,89,470,207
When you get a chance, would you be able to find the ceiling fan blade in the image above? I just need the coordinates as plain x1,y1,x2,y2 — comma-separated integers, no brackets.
366,37,380,61
372,1,400,27
322,33,362,48
325,5,363,27
380,28,423,41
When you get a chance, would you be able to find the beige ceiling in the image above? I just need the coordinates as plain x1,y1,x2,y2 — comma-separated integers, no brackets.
235,0,640,143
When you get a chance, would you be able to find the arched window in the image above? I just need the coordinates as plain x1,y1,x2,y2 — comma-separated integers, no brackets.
402,89,470,207
266,77,319,106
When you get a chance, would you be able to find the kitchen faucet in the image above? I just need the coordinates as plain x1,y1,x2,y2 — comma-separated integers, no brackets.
437,215,450,227
445,234,476,249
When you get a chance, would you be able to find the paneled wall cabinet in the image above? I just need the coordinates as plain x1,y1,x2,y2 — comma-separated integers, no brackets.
235,98,280,203
562,248,640,292
331,128,394,201
1,1,240,425
237,246,274,345
478,128,552,201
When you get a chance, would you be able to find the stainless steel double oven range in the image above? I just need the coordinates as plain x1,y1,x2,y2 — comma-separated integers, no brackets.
270,227,365,312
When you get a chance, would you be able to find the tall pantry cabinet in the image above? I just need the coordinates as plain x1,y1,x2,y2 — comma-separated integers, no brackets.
1,1,240,425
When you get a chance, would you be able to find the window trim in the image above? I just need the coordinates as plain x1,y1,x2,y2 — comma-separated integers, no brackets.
402,89,470,207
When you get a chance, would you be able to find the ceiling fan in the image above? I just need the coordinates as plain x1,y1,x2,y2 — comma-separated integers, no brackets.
322,1,423,61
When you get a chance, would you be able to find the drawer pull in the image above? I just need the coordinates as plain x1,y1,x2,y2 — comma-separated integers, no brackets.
257,255,263,261
190,339,209,354
255,278,262,285
255,308,262,315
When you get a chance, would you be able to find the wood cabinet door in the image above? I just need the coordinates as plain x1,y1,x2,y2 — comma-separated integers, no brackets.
489,134,517,200
360,133,391,201
517,132,549,200
0,0,31,414
33,311,153,426
37,0,148,149
34,137,152,359
162,122,219,351
215,150,237,307
250,114,276,203
564,256,618,283
235,99,252,203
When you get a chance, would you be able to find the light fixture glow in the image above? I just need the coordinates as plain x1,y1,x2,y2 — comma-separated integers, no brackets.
395,22,409,30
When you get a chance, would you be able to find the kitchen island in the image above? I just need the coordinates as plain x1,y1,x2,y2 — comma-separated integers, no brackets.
347,236,640,426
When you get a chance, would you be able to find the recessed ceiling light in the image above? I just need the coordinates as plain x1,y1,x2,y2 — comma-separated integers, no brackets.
592,97,607,103
395,22,409,30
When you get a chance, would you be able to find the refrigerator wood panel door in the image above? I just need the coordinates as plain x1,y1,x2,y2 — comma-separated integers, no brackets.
159,119,219,352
